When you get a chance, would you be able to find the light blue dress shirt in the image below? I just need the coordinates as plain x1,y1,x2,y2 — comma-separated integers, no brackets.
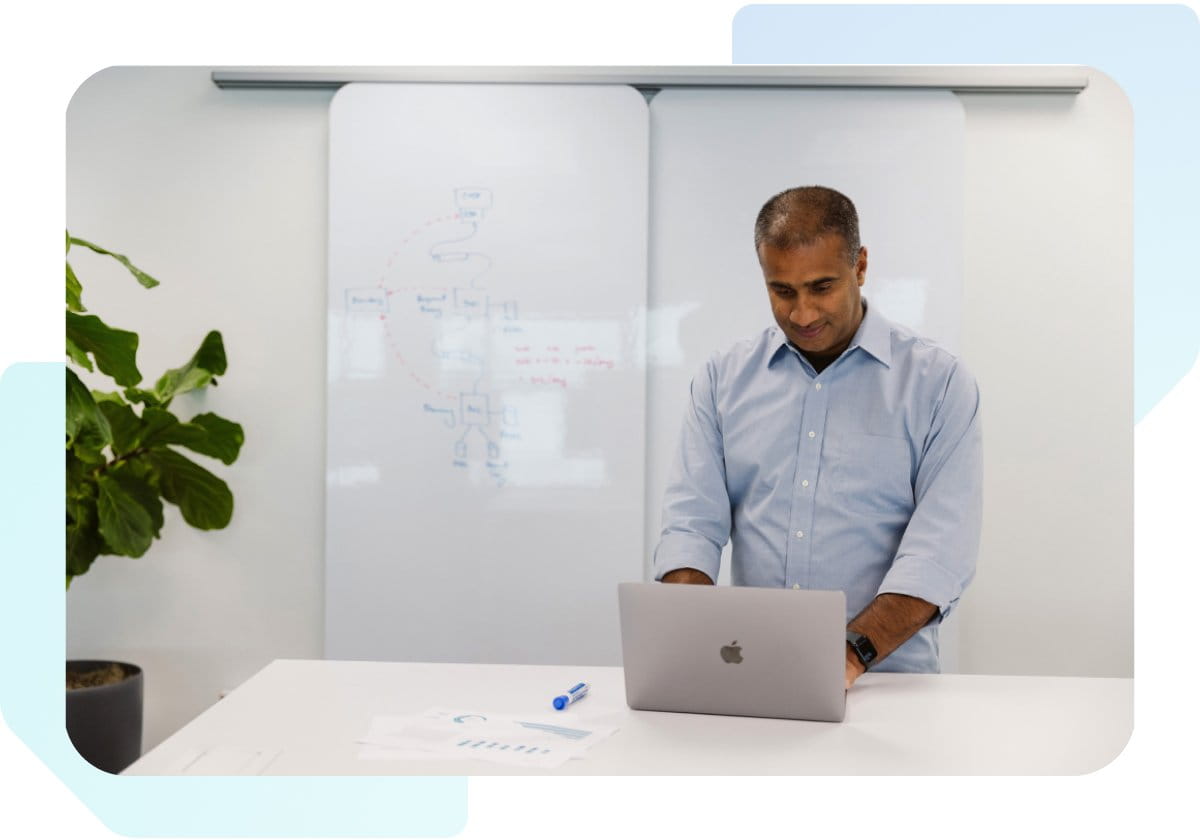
653,300,982,673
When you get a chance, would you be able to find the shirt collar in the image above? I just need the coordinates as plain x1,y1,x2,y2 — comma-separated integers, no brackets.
851,298,893,368
766,297,893,370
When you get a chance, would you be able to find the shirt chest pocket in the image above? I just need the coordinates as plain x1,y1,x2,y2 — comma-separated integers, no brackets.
823,432,915,516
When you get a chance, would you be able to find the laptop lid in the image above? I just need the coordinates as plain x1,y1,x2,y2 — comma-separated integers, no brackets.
617,582,846,723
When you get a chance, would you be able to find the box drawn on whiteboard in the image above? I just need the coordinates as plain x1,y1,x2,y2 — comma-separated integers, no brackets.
454,288,487,313
455,188,493,209
460,393,489,426
345,288,389,313
455,187,492,221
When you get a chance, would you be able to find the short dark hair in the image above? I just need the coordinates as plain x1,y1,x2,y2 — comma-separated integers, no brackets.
753,186,861,266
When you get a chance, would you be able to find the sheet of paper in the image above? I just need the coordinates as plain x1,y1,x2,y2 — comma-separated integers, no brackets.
356,707,618,768
168,745,283,775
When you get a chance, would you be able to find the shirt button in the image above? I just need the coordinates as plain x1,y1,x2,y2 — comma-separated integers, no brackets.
814,383,822,391
795,530,804,539
792,584,801,590
808,431,816,439
802,480,810,487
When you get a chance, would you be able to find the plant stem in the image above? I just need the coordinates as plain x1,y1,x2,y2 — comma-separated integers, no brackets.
92,446,151,478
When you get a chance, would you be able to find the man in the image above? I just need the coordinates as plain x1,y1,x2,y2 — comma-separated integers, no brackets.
653,186,982,689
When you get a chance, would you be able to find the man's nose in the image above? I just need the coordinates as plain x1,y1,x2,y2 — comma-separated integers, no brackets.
789,296,819,327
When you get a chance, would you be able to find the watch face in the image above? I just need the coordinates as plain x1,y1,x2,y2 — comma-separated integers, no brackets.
848,632,877,664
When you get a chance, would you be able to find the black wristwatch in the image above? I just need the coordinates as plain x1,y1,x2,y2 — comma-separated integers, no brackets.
846,631,878,670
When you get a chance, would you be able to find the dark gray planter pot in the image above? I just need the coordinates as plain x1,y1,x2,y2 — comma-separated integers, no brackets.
66,660,143,774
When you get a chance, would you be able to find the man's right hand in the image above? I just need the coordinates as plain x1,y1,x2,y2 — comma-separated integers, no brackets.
661,568,715,585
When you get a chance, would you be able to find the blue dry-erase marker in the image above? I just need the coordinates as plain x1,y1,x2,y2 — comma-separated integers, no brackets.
552,682,589,710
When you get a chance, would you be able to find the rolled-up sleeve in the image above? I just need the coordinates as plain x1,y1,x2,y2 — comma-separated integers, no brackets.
877,359,983,620
652,359,732,583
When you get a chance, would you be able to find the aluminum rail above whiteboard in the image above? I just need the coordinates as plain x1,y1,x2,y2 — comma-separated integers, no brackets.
211,66,1088,94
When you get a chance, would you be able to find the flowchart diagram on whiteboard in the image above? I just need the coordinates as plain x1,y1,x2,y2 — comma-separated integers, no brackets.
339,186,626,489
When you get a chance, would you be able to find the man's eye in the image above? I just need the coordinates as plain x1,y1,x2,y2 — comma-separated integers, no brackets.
772,288,794,297
813,284,832,294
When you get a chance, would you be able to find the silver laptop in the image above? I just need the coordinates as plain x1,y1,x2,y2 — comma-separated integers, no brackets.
618,582,846,722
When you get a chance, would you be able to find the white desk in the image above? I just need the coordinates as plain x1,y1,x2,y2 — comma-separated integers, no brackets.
124,659,1131,775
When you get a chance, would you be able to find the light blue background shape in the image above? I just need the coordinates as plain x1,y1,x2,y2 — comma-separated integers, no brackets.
7,5,1197,831
733,3,1200,422
0,363,467,837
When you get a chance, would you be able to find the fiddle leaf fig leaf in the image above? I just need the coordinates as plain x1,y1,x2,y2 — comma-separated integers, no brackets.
123,386,162,407
66,311,141,387
110,467,164,539
66,368,112,450
66,449,96,500
90,390,127,405
97,399,143,457
66,334,93,372
153,331,227,405
67,495,104,584
67,260,85,312
150,411,245,465
96,473,157,558
132,406,182,451
146,447,234,530
68,237,160,289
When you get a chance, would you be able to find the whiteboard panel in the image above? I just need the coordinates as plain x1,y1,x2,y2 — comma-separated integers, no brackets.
644,90,964,632
326,84,648,665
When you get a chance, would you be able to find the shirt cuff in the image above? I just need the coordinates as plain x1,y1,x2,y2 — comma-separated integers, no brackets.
876,554,966,621
652,531,723,584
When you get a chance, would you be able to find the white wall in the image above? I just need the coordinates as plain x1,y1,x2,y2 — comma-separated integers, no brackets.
958,76,1132,675
66,68,335,752
66,67,1131,752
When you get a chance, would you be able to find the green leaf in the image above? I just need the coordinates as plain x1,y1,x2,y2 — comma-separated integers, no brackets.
66,229,71,254
97,399,142,456
67,495,104,581
66,260,85,312
66,311,142,387
96,473,157,557
90,390,127,405
123,386,162,407
109,467,164,539
66,368,112,451
97,402,186,460
124,453,162,494
150,411,244,465
66,450,96,500
68,237,160,289
66,334,93,372
153,331,227,404
73,443,108,466
147,447,234,530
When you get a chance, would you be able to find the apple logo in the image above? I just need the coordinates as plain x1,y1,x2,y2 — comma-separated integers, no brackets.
720,641,743,664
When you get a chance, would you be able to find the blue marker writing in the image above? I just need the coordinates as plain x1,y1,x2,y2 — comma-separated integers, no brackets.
552,682,589,710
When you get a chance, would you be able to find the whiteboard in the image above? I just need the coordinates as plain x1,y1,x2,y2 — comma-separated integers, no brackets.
643,90,965,624
326,84,649,665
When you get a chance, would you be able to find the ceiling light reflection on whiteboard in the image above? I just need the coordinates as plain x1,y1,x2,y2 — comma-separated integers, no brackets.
328,464,382,487
435,318,489,377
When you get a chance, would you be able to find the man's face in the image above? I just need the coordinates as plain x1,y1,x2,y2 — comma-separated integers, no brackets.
759,235,867,361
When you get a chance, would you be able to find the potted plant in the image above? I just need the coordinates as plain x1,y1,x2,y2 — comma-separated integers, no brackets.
65,232,244,773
